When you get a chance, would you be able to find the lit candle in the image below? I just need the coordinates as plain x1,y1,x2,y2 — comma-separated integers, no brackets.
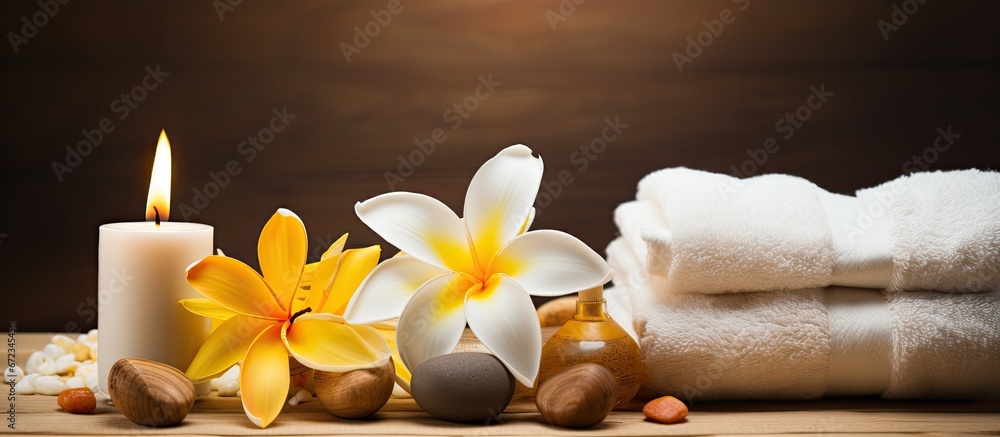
97,130,213,397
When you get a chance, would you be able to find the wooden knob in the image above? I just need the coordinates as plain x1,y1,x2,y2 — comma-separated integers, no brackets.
108,358,195,427
314,358,395,419
535,363,617,428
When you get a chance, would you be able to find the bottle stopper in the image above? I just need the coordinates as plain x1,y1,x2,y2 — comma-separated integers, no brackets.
578,286,604,302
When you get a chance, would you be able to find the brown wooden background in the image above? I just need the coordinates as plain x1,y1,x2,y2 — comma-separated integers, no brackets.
2,1,999,331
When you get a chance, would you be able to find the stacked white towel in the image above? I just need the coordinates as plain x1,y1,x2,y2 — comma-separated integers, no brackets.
617,168,1000,294
607,239,1000,400
607,168,1000,400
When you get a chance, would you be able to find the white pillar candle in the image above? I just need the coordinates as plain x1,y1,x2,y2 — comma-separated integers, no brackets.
96,130,213,397
97,222,212,395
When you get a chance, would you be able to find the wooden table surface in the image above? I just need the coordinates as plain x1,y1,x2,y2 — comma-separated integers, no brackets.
10,333,1000,436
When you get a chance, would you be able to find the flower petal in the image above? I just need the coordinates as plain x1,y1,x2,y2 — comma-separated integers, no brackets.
518,207,535,235
258,208,307,310
465,275,541,386
240,323,290,428
179,298,238,320
370,321,411,391
300,233,350,292
322,233,349,260
186,315,274,381
317,245,381,315
301,252,341,313
348,323,394,357
489,230,614,297
395,274,474,372
356,192,475,274
464,145,543,270
344,255,447,325
186,255,286,319
281,313,389,372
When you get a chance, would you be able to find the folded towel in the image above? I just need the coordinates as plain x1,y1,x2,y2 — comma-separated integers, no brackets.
858,170,1000,292
619,168,1000,294
607,238,1000,400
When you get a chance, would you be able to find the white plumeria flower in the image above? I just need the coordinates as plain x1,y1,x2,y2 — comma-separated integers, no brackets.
344,144,613,386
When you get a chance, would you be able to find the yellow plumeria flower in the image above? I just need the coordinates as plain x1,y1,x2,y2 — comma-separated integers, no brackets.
179,209,392,428
344,145,613,387
299,250,412,390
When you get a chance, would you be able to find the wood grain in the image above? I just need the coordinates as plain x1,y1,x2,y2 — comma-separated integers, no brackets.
313,358,395,419
107,358,195,427
2,1,1000,332
12,333,1000,435
536,363,618,428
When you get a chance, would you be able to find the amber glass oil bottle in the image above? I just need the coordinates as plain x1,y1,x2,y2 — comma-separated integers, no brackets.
537,286,643,407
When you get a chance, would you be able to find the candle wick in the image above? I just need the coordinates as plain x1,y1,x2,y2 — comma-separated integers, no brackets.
153,206,161,226
290,307,312,325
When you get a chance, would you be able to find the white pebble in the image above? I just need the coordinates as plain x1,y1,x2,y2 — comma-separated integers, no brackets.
85,372,98,390
211,364,240,391
25,352,46,375
83,341,98,362
218,380,240,397
55,354,78,375
43,344,66,359
50,334,76,349
295,389,312,402
287,388,313,406
87,329,99,342
4,365,23,384
33,375,67,395
65,376,85,389
15,374,38,395
38,361,57,376
75,362,96,379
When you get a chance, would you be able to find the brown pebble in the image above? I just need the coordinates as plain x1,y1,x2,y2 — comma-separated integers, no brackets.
536,363,617,428
643,396,688,424
108,358,195,427
314,358,395,419
57,388,97,414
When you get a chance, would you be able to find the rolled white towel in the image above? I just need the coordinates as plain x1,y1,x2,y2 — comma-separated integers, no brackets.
621,167,1000,294
607,237,1000,400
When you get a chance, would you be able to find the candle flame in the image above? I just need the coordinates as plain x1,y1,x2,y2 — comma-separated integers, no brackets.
145,130,171,221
